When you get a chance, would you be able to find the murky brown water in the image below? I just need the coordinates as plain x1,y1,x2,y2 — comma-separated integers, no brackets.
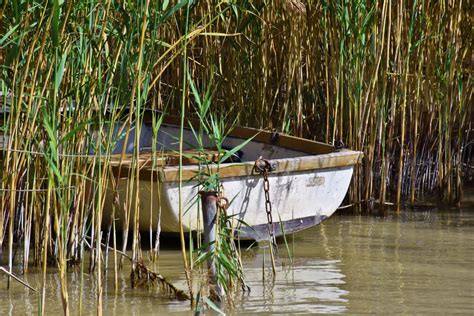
2,192,473,315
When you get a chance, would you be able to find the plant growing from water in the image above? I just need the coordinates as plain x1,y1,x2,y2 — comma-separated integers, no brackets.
184,74,251,310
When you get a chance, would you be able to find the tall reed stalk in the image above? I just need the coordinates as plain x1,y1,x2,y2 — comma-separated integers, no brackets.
0,0,234,313
0,0,471,313
163,0,471,208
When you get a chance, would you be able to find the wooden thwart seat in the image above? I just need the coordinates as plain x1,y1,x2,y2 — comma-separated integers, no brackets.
104,148,221,168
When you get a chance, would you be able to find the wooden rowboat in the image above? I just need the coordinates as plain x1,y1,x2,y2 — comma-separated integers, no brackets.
104,116,362,240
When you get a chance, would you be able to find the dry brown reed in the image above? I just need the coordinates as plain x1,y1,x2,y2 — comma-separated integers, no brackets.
0,0,471,314
165,0,472,209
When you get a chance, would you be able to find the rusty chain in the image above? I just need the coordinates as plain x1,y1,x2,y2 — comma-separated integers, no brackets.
217,184,229,210
216,184,232,235
253,157,277,251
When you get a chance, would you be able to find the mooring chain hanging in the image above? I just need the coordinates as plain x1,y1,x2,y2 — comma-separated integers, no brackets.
216,184,232,232
253,157,278,251
217,184,229,210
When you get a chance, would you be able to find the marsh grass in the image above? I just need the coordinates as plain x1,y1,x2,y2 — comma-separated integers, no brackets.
0,0,471,314
0,0,236,314
173,0,471,209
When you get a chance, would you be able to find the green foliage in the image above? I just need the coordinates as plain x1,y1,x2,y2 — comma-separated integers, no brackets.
0,0,470,313
187,75,248,308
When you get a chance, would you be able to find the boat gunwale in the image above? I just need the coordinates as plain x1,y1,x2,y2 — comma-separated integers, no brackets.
108,149,362,182
159,149,362,182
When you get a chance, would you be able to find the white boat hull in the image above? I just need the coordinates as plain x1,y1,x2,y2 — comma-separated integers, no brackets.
103,119,361,240
106,159,354,240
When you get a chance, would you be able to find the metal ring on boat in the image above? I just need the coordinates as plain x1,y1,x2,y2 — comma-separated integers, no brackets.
217,196,229,210
253,157,273,174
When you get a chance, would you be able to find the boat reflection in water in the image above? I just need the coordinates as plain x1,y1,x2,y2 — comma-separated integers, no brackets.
238,253,348,314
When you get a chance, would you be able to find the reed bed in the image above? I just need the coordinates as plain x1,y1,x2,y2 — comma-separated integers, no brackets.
172,0,472,209
0,0,472,314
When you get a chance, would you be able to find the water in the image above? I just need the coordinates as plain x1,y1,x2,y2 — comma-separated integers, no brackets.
2,194,473,315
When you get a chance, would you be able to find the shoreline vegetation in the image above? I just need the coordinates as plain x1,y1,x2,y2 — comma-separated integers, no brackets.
0,1,472,314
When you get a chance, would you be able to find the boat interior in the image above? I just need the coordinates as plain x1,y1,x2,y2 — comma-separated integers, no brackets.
108,119,336,167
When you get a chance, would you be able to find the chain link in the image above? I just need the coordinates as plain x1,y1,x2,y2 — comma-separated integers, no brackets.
254,157,277,250
217,184,229,210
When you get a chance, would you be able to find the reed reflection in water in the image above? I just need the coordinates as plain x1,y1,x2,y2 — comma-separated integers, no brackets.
237,256,348,314
1,199,473,315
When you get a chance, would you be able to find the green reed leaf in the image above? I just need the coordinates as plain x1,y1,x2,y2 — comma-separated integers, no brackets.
218,135,255,164
51,0,62,47
54,51,67,93
160,0,190,23
203,297,224,315
0,24,20,47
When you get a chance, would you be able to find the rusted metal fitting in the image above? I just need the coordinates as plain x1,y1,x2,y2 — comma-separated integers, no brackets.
216,196,229,210
253,157,276,174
